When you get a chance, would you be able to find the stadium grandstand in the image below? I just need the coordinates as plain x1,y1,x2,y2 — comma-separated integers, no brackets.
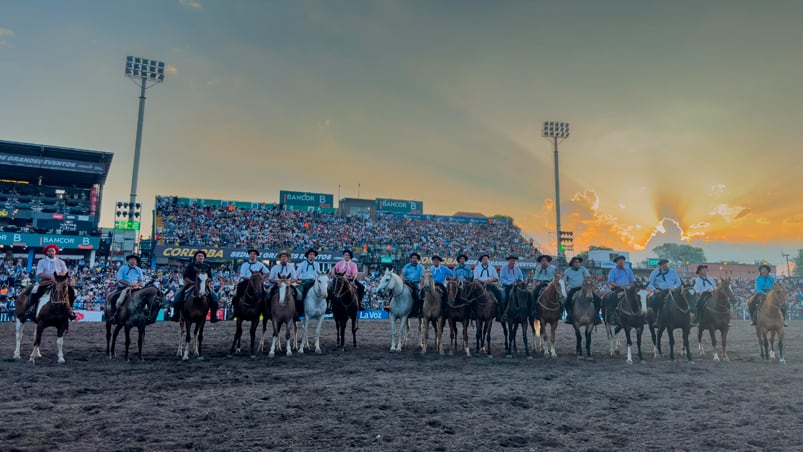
152,192,541,270
0,139,113,272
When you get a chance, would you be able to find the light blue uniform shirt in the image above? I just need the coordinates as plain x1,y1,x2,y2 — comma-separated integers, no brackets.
648,268,681,291
755,275,775,294
430,265,454,284
453,264,473,281
499,266,524,285
401,263,423,283
607,266,635,286
534,264,557,282
117,265,144,287
295,260,321,281
564,266,591,289
239,260,269,279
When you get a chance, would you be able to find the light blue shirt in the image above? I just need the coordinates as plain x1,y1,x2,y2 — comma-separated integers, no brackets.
401,263,423,283
239,260,270,279
269,263,296,281
499,265,524,285
430,265,454,284
453,264,473,281
607,266,635,287
534,264,557,282
755,275,775,294
694,276,716,294
648,268,681,291
564,266,591,289
117,265,144,287
295,259,321,281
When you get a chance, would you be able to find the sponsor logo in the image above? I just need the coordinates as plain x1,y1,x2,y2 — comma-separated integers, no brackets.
73,311,85,322
159,247,226,259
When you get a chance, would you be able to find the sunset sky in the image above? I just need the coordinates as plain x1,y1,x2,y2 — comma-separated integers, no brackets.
1,1,801,270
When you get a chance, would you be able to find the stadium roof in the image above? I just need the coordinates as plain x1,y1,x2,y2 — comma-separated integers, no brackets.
0,139,114,186
452,211,486,218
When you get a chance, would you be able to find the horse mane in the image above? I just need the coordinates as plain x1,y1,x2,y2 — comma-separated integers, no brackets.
766,284,788,308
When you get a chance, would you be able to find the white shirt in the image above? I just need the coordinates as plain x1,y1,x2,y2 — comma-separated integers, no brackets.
269,262,296,281
693,276,717,294
473,264,499,282
295,260,321,280
36,257,68,278
239,260,270,279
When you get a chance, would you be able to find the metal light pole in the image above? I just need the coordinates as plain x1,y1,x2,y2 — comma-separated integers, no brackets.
124,56,166,225
542,121,570,258
782,252,791,277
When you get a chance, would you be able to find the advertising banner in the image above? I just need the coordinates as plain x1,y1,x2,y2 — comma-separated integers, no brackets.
153,245,349,264
588,250,630,269
376,198,423,214
279,190,334,209
0,232,100,249
0,152,106,174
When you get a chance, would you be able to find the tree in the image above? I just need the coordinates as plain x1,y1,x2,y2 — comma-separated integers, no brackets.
794,249,803,278
651,243,706,266
576,245,613,264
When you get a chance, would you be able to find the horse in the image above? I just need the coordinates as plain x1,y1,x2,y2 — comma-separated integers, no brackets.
229,271,268,357
268,279,296,358
177,273,212,361
419,269,445,355
105,284,163,361
299,274,329,355
603,284,646,364
377,269,415,352
535,275,566,358
330,273,359,351
470,281,497,357
503,280,532,358
572,277,598,360
697,277,735,362
445,280,471,357
651,286,693,361
755,284,787,364
14,273,75,364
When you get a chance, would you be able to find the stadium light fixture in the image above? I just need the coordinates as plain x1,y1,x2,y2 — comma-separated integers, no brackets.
542,121,570,260
123,56,166,252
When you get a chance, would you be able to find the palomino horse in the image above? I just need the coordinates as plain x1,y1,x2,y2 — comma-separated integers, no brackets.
229,271,268,357
330,273,359,351
503,280,532,358
105,284,163,361
299,274,329,355
535,275,566,358
14,273,75,364
419,269,445,355
471,281,497,357
572,277,598,360
604,285,646,364
268,279,296,358
445,280,471,357
177,273,212,361
756,284,787,364
651,287,693,361
378,269,415,352
697,278,735,362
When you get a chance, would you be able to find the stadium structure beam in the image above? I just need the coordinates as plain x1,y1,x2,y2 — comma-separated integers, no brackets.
542,121,570,259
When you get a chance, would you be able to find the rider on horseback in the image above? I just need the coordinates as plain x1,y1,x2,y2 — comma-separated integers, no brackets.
473,254,502,314
427,255,454,314
268,250,301,317
564,256,601,324
604,255,636,310
170,250,221,323
647,259,681,320
533,255,556,300
747,264,787,326
24,244,75,322
296,248,323,307
401,252,424,317
329,249,365,309
693,265,717,325
233,248,269,312
108,254,145,323
453,254,475,319
499,255,524,322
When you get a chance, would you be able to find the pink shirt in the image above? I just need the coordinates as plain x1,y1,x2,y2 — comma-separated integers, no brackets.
332,260,358,277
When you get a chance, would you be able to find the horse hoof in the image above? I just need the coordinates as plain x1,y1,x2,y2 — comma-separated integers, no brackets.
268,353,275,358
298,349,304,355
58,359,66,364
577,355,583,361
586,357,595,362
197,356,204,361
315,348,322,354
626,359,633,365
506,354,513,359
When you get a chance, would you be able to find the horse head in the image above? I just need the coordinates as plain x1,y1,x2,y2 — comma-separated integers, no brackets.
194,273,209,297
718,277,737,304
581,277,596,297
52,272,72,302
420,269,433,292
447,280,459,304
376,269,395,298
314,273,329,299
248,271,265,297
767,284,789,309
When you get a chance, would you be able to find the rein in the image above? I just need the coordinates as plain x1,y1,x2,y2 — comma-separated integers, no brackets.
333,276,357,308
538,281,561,312
666,289,690,314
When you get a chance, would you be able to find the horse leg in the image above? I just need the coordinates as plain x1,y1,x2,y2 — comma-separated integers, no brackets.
124,325,132,361
421,317,429,355
683,327,692,362
709,329,718,361
285,321,293,357
269,322,280,358
231,319,243,356
463,319,470,357
656,326,665,358
778,330,785,364
400,315,410,352
475,320,482,353
390,316,397,352
314,316,324,354
585,327,593,359
29,323,43,364
350,313,358,349
668,329,676,361
769,331,776,360
522,322,530,358
14,318,25,360
697,326,706,357
177,320,185,358
485,320,493,357
448,319,456,356
196,323,205,360
625,328,633,364
300,317,309,355
575,328,582,358
137,325,145,361
56,325,66,364
636,327,644,362
550,322,558,358
105,321,112,357
259,317,269,353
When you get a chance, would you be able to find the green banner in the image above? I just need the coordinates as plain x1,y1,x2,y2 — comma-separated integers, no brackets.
0,232,100,250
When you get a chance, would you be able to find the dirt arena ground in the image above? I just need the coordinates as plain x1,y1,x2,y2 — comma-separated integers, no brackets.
1,318,801,451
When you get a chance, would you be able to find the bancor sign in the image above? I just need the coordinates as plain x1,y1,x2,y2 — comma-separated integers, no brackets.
0,232,100,249
279,190,333,208
376,198,423,214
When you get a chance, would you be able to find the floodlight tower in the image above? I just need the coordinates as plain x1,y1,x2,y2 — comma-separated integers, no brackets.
542,121,570,258
124,56,165,224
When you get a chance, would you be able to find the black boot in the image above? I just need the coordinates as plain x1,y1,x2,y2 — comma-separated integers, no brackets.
325,300,332,315
171,301,183,322
209,304,221,323
782,307,789,327
749,304,757,326
25,301,37,322
564,303,573,324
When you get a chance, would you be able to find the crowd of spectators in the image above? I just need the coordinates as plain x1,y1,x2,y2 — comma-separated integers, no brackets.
155,196,539,260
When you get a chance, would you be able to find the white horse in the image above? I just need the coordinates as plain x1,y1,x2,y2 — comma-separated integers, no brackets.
299,274,329,355
377,269,415,352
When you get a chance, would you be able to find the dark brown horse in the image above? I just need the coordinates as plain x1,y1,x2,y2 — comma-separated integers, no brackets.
535,275,566,358
572,277,598,360
697,278,735,362
471,281,497,357
177,273,212,361
503,280,532,358
14,273,75,364
230,271,268,357
756,284,787,363
445,280,472,357
651,286,693,362
604,285,646,364
268,279,296,358
330,274,359,351
105,284,163,361
419,269,445,355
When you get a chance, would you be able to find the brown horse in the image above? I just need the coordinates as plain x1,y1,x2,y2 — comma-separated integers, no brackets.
536,275,566,358
14,273,75,364
572,277,598,360
756,284,787,363
445,280,471,357
697,278,735,362
504,280,532,358
419,269,445,355
268,279,296,358
177,273,212,361
652,286,693,362
330,274,359,351
105,285,163,361
230,271,268,357
472,281,497,357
